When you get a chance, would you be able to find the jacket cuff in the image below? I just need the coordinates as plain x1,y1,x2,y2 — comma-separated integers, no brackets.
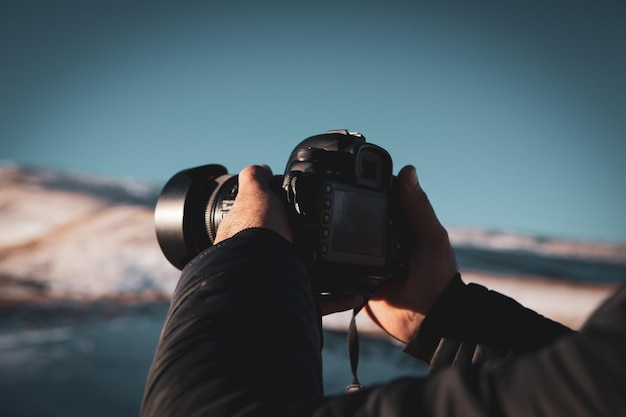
402,273,464,362
174,227,295,298
403,272,573,363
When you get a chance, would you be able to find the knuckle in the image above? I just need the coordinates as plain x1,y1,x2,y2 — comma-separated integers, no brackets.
240,164,271,182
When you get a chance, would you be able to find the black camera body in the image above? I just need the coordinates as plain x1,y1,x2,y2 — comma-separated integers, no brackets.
154,130,410,294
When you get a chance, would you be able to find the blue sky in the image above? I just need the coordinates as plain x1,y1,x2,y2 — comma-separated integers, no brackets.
1,1,625,243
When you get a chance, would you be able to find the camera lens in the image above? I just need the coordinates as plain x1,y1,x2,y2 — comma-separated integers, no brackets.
205,175,238,243
154,164,237,270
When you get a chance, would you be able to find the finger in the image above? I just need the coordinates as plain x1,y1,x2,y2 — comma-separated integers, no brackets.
319,294,365,316
397,165,444,238
236,164,294,243
214,164,280,244
237,164,273,194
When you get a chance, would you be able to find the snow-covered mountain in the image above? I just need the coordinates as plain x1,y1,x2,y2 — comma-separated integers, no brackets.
1,164,624,332
0,164,179,304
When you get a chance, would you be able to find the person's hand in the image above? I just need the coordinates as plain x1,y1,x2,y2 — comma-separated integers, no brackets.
213,165,363,316
365,165,458,343
214,165,292,245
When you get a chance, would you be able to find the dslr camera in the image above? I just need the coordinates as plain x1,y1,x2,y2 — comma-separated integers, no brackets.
154,130,410,294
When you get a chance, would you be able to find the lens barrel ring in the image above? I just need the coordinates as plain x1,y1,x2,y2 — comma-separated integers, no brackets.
205,174,237,243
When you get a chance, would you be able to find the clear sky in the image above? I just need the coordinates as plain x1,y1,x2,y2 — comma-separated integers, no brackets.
1,1,625,244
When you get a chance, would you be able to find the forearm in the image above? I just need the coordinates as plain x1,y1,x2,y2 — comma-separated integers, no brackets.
404,274,573,367
418,282,626,416
140,228,324,417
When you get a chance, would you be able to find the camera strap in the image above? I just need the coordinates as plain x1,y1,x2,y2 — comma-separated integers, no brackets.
344,303,366,394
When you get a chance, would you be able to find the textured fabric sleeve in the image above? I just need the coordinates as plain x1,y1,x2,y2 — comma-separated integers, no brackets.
141,229,626,417
310,283,626,417
140,228,324,417
403,274,573,370
417,282,626,417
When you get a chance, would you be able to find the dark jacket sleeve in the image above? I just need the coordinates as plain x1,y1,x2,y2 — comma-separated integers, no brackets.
311,282,626,417
413,282,626,417
140,228,325,417
141,228,626,417
403,275,574,370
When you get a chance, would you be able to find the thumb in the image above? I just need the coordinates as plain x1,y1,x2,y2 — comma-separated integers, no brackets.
397,165,443,239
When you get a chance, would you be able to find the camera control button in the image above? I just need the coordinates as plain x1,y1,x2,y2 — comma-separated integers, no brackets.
323,198,331,209
322,214,331,224
394,241,403,254
324,184,332,194
321,243,328,254
322,229,330,238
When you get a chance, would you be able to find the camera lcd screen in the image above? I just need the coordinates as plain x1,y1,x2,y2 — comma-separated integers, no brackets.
331,189,387,258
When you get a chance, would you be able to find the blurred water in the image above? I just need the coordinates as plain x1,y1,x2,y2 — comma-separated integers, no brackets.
0,306,163,417
1,233,623,416
0,305,426,417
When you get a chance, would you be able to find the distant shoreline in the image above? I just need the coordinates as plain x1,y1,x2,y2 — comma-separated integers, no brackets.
1,164,624,338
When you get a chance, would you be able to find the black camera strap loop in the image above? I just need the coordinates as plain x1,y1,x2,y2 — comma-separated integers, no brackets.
345,303,367,394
